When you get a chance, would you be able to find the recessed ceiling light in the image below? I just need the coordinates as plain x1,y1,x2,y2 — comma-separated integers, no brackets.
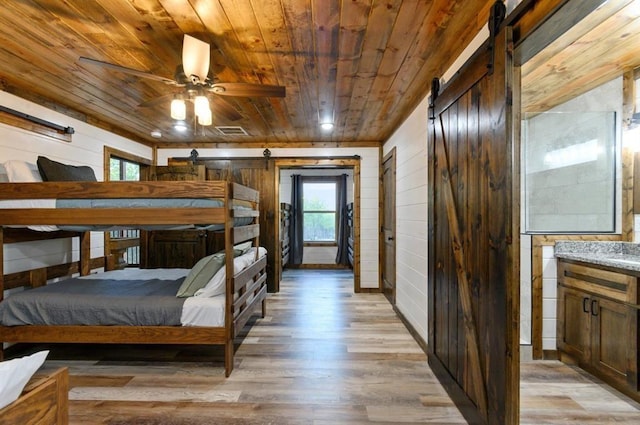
321,122,334,131
150,130,162,138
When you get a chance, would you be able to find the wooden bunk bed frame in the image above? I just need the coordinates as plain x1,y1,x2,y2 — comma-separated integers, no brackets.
0,367,69,425
280,202,291,268
0,180,267,377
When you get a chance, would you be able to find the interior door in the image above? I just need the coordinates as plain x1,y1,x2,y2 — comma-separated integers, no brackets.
381,150,396,304
427,23,519,425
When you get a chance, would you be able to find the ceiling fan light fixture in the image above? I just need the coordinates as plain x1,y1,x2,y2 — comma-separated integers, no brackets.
198,108,212,126
170,98,186,120
194,95,209,118
183,35,210,83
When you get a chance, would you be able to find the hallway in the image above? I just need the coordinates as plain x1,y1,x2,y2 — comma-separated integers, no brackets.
15,269,640,424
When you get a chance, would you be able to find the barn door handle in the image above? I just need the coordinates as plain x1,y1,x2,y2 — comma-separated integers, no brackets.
582,297,590,313
387,236,394,241
591,299,599,316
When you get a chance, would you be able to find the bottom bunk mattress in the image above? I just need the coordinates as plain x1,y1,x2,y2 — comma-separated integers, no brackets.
0,248,266,328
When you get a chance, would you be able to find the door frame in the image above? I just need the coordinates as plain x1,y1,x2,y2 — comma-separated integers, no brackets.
380,148,397,303
274,157,362,292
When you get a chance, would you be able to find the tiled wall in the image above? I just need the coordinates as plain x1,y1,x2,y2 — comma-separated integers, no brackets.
520,234,532,345
524,112,616,232
542,245,558,350
523,77,622,234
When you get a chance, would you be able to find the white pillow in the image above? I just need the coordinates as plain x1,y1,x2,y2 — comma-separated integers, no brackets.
195,247,267,297
3,160,42,182
0,350,49,410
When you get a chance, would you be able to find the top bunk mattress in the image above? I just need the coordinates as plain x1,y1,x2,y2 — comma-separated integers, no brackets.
0,160,259,231
0,198,255,231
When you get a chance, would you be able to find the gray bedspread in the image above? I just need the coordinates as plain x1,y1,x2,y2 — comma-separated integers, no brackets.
54,198,253,231
0,276,186,326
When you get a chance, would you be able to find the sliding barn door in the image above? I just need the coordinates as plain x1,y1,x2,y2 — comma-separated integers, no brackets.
427,25,519,425
201,159,278,292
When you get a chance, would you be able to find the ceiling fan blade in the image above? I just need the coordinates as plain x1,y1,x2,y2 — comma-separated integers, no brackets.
209,96,243,121
78,57,176,85
209,82,286,98
182,35,210,83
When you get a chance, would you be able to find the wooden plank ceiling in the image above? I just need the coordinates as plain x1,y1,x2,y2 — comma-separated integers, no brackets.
0,0,493,147
522,0,640,113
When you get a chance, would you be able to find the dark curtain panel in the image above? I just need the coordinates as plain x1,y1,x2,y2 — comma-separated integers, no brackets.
335,174,350,265
290,174,304,265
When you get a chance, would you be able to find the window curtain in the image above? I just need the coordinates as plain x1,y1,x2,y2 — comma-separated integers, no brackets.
290,174,304,265
335,174,350,265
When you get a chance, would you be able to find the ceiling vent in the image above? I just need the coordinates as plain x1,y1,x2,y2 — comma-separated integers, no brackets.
215,126,248,136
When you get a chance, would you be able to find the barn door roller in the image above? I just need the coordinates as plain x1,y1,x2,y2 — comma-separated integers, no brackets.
487,0,507,74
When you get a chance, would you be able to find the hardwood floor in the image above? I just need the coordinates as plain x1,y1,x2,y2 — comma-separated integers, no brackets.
8,269,640,424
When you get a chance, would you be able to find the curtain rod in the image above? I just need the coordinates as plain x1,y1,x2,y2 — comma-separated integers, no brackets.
0,105,75,134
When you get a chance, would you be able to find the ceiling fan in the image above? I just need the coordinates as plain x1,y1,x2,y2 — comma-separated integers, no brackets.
78,35,285,123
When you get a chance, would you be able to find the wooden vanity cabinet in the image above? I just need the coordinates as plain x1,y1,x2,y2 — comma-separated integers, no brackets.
557,260,640,399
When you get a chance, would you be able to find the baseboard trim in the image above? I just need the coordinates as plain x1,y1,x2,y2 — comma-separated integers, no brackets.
392,305,428,355
393,304,485,424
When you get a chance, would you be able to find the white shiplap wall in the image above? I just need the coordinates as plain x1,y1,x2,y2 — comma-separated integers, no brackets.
382,96,430,340
0,90,151,275
382,28,490,342
157,147,380,289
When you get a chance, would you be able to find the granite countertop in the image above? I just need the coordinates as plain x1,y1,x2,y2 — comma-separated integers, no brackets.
554,241,640,272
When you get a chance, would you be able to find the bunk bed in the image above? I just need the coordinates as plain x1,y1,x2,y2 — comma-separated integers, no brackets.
0,179,267,377
280,202,291,268
0,367,68,425
346,202,354,268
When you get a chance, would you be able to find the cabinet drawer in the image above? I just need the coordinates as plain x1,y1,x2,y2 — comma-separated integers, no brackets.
558,261,634,303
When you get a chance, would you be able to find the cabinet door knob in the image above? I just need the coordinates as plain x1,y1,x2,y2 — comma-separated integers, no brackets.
591,299,599,316
582,297,590,313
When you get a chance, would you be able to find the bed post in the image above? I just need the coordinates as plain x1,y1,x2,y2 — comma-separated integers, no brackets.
0,227,4,360
0,227,4,302
80,231,90,276
224,181,235,377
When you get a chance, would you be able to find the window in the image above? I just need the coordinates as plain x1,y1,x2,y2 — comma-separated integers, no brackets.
110,157,140,181
303,181,337,242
